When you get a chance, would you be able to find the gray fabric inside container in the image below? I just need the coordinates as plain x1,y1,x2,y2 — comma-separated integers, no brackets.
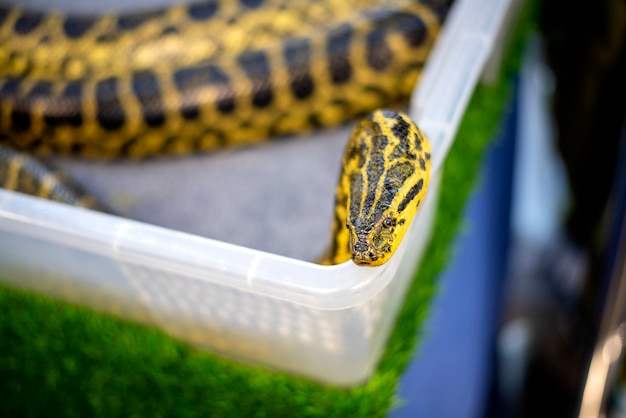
51,127,351,262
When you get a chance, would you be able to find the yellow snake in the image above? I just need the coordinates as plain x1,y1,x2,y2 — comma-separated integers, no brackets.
323,109,431,266
0,0,448,265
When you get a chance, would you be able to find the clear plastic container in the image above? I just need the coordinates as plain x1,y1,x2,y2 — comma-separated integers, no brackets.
0,0,515,386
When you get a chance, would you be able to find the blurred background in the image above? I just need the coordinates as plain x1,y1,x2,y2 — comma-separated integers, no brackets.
392,0,626,416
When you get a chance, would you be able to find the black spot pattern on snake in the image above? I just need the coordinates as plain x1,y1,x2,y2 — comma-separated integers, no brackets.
43,81,84,127
9,80,59,132
373,160,414,222
62,82,84,127
173,63,236,118
284,38,315,99
346,140,369,169
10,109,30,131
395,11,427,46
391,114,410,139
414,132,423,151
28,81,53,97
117,10,166,31
349,171,364,219
326,24,353,84
95,77,126,131
366,10,428,71
398,178,423,213
362,129,388,217
95,31,119,44
132,70,166,127
0,78,20,99
0,6,9,27
14,11,44,36
63,16,97,38
366,28,393,71
188,2,219,21
210,66,236,113
390,117,416,160
238,50,273,108
241,0,265,9
160,25,178,36
1,82,23,134
173,67,201,119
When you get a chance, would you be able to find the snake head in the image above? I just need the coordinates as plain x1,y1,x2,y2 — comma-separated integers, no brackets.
348,215,402,266
342,109,432,267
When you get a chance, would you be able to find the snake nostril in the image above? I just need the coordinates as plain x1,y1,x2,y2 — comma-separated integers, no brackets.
354,241,367,253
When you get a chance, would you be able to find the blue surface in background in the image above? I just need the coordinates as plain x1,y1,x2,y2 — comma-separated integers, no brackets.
390,90,518,418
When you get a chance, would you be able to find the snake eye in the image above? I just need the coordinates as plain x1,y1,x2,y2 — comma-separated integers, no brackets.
383,218,394,228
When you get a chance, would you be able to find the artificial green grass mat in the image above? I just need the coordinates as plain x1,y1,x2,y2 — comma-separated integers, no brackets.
0,3,537,416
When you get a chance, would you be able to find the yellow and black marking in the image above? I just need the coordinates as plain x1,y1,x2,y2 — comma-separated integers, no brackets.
0,0,448,265
0,144,98,208
0,0,450,157
323,109,431,266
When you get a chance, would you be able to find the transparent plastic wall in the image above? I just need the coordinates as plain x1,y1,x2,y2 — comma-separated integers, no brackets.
0,0,516,385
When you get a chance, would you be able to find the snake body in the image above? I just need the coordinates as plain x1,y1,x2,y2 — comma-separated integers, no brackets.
0,0,448,265
0,144,98,207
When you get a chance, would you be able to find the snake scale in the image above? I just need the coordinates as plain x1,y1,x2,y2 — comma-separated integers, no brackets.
0,0,451,265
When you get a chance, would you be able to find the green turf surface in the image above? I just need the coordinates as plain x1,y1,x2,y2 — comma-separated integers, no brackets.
0,3,536,416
